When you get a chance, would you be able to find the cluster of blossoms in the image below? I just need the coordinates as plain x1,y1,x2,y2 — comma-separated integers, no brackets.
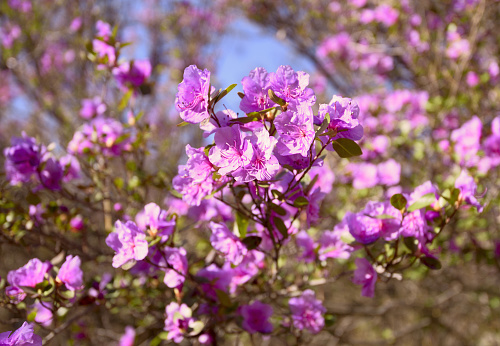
1,54,486,341
4,132,80,190
0,322,42,346
68,116,133,157
100,64,368,340
5,255,83,306
442,115,500,174
90,20,152,89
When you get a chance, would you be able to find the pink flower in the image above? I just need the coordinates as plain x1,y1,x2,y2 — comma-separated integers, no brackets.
289,290,326,334
57,255,83,291
209,222,247,265
240,301,273,334
352,258,377,298
106,220,148,268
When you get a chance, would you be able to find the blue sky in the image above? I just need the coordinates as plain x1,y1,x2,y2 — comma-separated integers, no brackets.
215,18,314,111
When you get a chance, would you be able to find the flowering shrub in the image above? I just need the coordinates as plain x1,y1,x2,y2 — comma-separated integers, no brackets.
0,0,498,344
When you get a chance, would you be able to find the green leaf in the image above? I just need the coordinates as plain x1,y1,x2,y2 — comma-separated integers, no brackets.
315,113,330,137
271,189,284,200
390,194,407,211
211,84,237,105
236,212,249,238
407,193,436,212
242,236,262,250
371,214,397,220
229,116,260,124
27,310,37,322
118,89,133,111
121,260,136,270
420,256,442,270
188,320,205,335
331,138,362,158
303,173,319,196
403,237,418,253
293,196,309,207
225,83,237,94
268,89,286,107
114,133,130,144
170,189,183,198
441,188,460,205
270,203,287,216
273,217,288,238
215,289,232,307
324,313,336,327
114,177,124,190
176,121,190,127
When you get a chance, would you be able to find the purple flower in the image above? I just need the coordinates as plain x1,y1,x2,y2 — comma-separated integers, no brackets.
173,145,217,206
269,65,316,107
240,301,273,334
0,322,42,346
172,173,215,207
164,303,196,343
59,155,81,182
318,227,354,261
7,0,31,13
346,212,381,244
451,116,482,167
233,126,279,182
5,286,26,303
196,264,233,300
289,290,326,334
200,109,237,137
39,156,64,191
209,125,253,177
240,67,275,113
160,247,188,289
374,4,398,27
119,326,135,346
352,258,377,298
69,215,84,231
274,105,315,157
7,258,50,288
68,117,132,157
57,255,83,291
316,96,363,141
377,159,400,186
224,250,265,294
401,209,428,239
106,220,149,268
135,203,175,240
455,170,483,212
210,222,247,265
113,60,151,89
308,165,335,194
408,181,440,212
175,65,212,124
29,301,53,327
363,201,402,241
484,117,500,167
296,231,316,263
466,71,479,87
92,39,116,68
80,97,106,119
446,36,470,60
4,133,44,185
95,20,112,39
350,163,378,189
0,23,21,49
